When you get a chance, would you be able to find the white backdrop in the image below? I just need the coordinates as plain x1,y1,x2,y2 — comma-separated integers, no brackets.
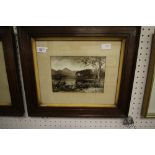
0,26,155,129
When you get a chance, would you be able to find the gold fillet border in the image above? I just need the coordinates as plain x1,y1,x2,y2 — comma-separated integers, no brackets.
31,37,125,108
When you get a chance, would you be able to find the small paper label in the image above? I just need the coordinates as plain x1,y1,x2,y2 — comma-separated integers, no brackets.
101,44,111,50
37,47,48,53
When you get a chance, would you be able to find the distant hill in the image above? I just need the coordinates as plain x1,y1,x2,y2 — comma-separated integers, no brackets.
52,68,105,79
52,68,76,78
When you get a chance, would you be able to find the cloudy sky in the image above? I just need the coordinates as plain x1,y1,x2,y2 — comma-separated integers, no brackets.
51,56,105,71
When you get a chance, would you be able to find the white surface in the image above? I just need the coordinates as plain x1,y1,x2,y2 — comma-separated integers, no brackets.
0,26,155,129
37,47,48,53
101,44,111,50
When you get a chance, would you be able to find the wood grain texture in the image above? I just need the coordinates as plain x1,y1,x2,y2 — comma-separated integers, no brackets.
18,26,140,117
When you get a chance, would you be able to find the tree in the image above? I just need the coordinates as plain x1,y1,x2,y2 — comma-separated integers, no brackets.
80,57,105,83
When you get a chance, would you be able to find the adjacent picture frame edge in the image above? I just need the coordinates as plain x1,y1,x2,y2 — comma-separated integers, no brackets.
0,27,24,116
141,34,155,118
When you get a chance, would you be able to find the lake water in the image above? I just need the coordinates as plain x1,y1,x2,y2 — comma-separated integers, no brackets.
64,78,76,85
52,78,104,93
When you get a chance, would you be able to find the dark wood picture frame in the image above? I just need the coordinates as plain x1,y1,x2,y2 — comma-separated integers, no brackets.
0,27,24,116
141,33,155,118
18,26,140,117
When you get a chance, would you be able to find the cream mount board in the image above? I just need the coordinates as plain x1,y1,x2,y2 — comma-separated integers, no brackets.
0,26,155,128
34,40,122,107
0,42,11,105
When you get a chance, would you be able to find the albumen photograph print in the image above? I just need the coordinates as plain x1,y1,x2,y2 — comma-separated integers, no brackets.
51,56,106,93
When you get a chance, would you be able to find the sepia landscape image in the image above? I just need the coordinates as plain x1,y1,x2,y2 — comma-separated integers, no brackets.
51,56,106,93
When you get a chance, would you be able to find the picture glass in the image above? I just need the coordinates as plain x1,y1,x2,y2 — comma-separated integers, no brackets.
33,38,123,107
0,41,11,105
51,56,106,93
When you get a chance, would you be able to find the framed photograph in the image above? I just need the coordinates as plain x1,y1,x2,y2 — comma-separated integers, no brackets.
18,26,140,117
141,33,155,118
0,27,24,116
